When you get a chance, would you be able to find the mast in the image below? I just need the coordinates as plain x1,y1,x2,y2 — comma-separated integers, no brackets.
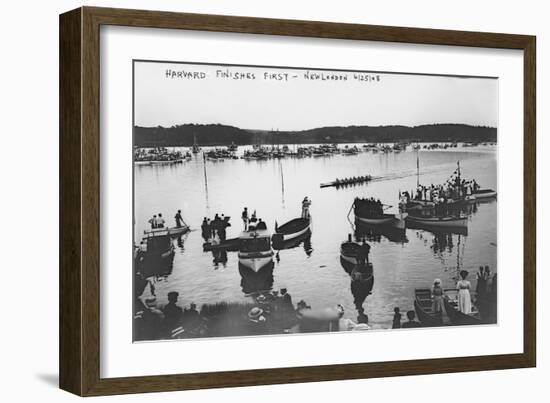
203,152,209,209
416,153,420,187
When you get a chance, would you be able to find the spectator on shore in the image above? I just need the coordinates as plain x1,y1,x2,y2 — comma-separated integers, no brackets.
401,310,421,328
162,291,183,331
392,307,402,329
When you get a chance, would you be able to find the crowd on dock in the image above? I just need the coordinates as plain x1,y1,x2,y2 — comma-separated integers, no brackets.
134,285,373,341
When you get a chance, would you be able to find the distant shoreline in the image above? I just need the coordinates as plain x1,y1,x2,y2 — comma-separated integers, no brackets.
134,123,497,148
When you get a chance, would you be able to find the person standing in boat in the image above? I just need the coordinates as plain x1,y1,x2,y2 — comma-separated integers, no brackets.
457,270,472,314
256,218,267,230
241,207,249,230
156,213,165,228
357,239,371,266
302,197,312,219
148,214,158,229
174,210,184,228
432,279,444,315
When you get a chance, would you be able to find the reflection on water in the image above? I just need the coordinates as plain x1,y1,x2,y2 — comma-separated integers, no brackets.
134,146,497,330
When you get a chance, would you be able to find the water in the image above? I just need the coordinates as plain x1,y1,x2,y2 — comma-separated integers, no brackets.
134,145,497,329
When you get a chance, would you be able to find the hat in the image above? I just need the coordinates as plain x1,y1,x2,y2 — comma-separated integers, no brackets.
248,307,264,319
144,297,157,308
434,278,441,285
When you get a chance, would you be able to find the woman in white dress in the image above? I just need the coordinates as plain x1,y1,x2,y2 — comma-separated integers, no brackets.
457,270,472,314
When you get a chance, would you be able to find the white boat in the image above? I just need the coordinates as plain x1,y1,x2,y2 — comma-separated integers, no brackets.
238,229,274,272
354,212,408,230
474,189,497,199
406,214,468,229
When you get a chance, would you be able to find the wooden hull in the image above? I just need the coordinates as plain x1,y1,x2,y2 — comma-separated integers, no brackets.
272,229,311,251
474,189,497,199
275,218,311,241
414,288,443,326
406,215,467,229
149,159,184,164
238,252,274,272
340,241,361,272
355,212,407,230
144,225,190,238
443,296,483,325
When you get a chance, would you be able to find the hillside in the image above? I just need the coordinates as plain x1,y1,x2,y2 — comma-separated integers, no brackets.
133,123,497,147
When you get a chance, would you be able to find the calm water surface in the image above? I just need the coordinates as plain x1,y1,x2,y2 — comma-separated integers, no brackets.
134,145,497,329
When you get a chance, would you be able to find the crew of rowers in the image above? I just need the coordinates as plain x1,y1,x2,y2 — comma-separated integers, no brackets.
333,175,372,186
355,197,384,216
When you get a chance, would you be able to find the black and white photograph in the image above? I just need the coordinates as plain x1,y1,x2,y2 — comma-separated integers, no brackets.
132,60,498,342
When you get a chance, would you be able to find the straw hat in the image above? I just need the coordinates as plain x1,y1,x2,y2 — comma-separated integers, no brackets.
248,307,264,320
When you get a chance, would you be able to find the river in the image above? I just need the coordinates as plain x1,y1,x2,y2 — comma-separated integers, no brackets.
134,144,497,330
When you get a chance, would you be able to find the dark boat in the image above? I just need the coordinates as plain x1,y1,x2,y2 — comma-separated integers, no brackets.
339,240,361,272
134,230,175,277
414,288,443,326
273,217,310,242
353,198,407,229
443,291,483,325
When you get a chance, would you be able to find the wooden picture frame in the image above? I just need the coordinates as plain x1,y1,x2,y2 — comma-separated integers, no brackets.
59,6,536,396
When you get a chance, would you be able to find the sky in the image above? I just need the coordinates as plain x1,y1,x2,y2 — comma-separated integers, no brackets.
134,61,498,131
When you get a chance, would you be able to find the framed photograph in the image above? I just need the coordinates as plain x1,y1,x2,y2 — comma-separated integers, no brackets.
59,6,536,396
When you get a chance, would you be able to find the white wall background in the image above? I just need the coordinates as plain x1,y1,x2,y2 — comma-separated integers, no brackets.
0,0,546,401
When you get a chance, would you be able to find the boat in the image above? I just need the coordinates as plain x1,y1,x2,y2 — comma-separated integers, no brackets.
353,198,407,229
413,288,443,326
443,290,483,325
340,239,361,268
406,214,468,229
134,230,175,277
320,175,373,188
238,228,274,272
474,188,497,199
238,261,275,295
144,225,190,238
273,217,311,242
272,229,312,251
